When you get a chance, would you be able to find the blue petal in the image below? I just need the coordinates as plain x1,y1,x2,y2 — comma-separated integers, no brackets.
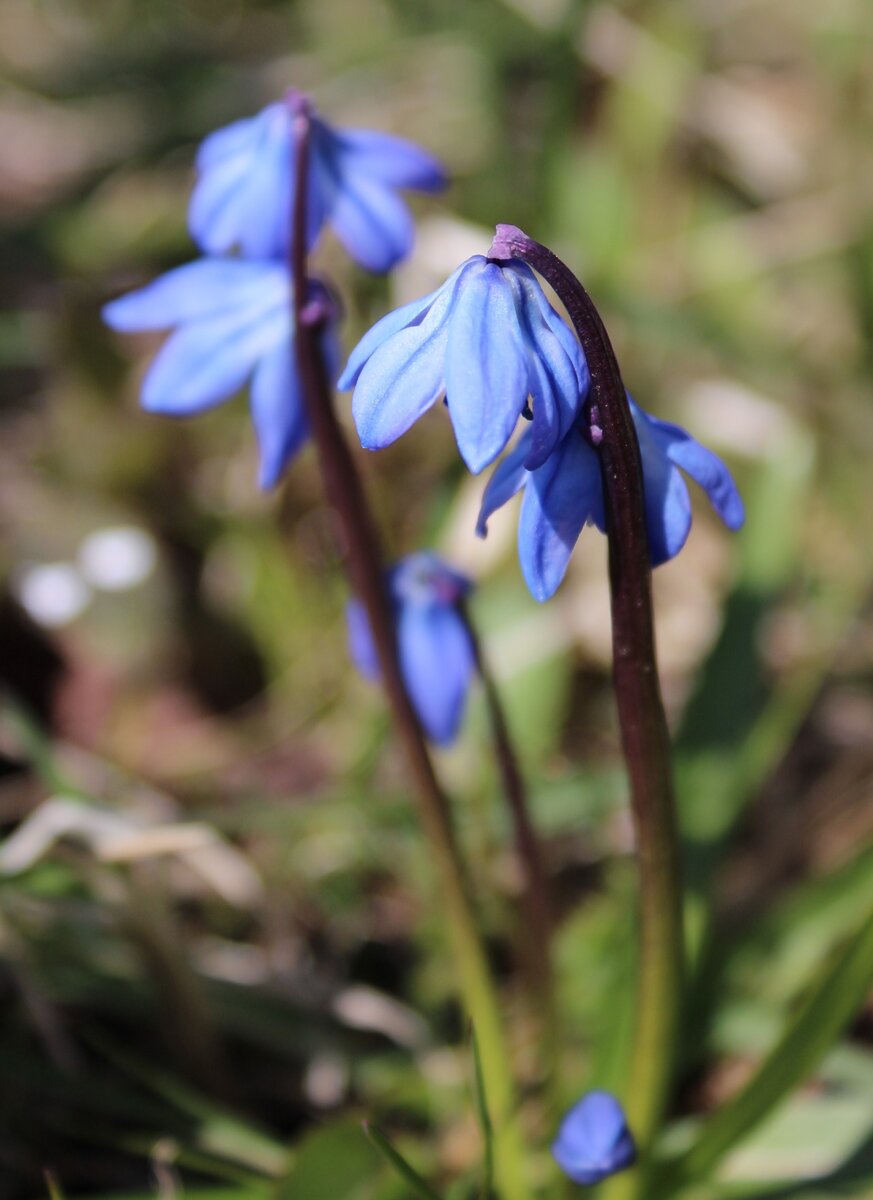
552,1091,636,1186
195,111,267,170
507,265,585,469
250,340,309,489
647,415,745,531
338,283,444,391
352,265,471,449
630,403,693,564
475,429,534,537
326,169,415,272
518,431,603,602
189,103,296,259
103,259,289,332
333,128,446,191
347,599,381,680
516,264,590,395
642,456,692,566
398,603,474,745
141,304,289,416
444,261,530,474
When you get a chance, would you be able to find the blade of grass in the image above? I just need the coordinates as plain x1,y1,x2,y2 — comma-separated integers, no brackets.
83,1031,287,1176
44,1172,65,1200
363,1123,443,1200
653,899,873,1194
470,1029,495,1199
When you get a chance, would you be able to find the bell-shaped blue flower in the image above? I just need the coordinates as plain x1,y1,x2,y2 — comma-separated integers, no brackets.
103,258,338,489
552,1091,636,1186
340,256,589,475
347,553,475,746
189,92,446,273
477,397,745,602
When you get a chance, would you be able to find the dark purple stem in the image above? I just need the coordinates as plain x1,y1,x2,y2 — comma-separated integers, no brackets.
289,103,438,829
489,226,683,1165
459,600,556,1028
287,105,461,925
286,110,524,1190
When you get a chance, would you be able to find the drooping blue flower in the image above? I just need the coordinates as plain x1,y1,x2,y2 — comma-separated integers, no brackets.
552,1091,636,1186
340,256,590,474
347,552,475,746
103,258,338,489
189,92,446,273
477,397,745,602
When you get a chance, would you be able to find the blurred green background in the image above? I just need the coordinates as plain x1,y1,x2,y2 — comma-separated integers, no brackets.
1,0,873,1197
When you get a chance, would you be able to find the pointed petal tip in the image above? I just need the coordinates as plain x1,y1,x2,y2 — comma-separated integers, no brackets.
257,461,281,490
101,299,124,330
529,576,554,604
724,493,746,531
336,363,355,391
458,445,496,476
140,393,177,416
102,294,154,333
353,406,398,452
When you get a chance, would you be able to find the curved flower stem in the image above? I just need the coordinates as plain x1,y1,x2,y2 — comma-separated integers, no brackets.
288,108,527,1200
490,227,683,1185
459,601,558,1071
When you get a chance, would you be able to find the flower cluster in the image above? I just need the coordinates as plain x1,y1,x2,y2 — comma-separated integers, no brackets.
104,91,446,488
106,84,743,598
105,84,744,760
347,553,475,745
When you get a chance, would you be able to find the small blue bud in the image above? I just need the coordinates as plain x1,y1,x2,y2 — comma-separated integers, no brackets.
347,553,475,745
551,1091,636,1186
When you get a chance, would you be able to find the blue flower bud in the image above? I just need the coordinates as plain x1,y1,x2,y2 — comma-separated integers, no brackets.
347,553,475,745
552,1091,636,1186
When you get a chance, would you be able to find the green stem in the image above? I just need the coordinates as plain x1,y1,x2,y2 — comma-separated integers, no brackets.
654,899,873,1194
288,105,527,1200
460,601,560,1095
490,227,683,1192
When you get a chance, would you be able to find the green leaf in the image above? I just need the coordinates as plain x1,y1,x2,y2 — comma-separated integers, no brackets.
655,901,873,1193
275,1121,383,1200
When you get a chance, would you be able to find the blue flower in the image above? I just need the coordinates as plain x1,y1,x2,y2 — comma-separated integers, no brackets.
103,258,338,489
189,93,446,273
339,256,589,474
347,553,475,745
477,397,745,601
552,1091,636,1186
